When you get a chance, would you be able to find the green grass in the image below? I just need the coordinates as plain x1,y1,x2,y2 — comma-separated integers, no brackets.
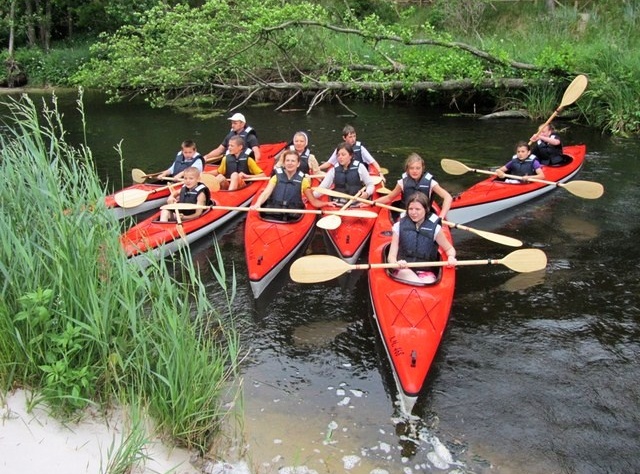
0,90,241,451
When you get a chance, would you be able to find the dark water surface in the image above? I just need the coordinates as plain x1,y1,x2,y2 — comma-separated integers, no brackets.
5,90,639,473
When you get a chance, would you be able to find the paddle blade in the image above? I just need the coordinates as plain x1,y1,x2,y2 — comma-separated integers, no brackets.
316,214,341,230
131,168,149,183
379,167,390,175
200,173,220,192
290,255,353,283
440,159,471,175
560,75,588,108
114,189,150,208
376,186,393,195
499,249,547,273
560,180,604,199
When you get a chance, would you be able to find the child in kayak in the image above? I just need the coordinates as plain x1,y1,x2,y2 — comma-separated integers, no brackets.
251,149,329,220
530,123,563,165
387,192,456,285
496,141,545,183
319,124,382,174
374,152,452,219
157,139,204,180
211,135,265,191
159,167,211,222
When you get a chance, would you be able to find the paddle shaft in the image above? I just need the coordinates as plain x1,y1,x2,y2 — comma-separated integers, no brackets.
312,187,524,247
160,203,377,218
531,74,588,142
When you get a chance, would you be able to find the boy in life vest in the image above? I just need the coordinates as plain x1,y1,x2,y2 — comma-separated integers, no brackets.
157,139,204,180
211,135,265,191
496,141,545,183
159,167,211,222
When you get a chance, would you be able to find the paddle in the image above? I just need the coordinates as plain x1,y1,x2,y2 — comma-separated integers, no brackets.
130,154,225,183
114,181,183,208
313,187,523,247
317,186,366,230
174,209,187,240
440,158,603,199
289,249,547,283
114,173,219,208
376,167,394,195
160,203,378,219
533,74,589,140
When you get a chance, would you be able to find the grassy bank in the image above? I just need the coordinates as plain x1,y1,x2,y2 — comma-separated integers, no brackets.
0,91,240,464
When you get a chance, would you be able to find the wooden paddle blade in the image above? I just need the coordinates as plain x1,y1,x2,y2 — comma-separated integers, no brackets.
131,168,149,183
376,186,393,195
444,220,523,248
114,189,150,208
440,158,471,175
560,74,588,108
289,255,354,283
200,173,220,192
379,167,390,175
316,214,341,230
499,249,547,273
369,175,384,185
560,180,604,199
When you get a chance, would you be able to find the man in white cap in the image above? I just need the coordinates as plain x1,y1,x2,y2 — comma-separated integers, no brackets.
204,112,261,161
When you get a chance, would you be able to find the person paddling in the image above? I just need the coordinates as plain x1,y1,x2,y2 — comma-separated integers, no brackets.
211,135,265,191
159,167,211,222
203,112,261,161
530,123,563,165
319,124,382,174
387,192,457,285
251,149,329,220
375,152,452,219
496,141,546,183
313,142,376,207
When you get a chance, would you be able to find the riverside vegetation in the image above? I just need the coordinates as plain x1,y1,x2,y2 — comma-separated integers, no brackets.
2,0,640,136
0,92,242,469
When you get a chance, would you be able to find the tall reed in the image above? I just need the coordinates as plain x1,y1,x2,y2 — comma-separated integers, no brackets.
0,90,241,451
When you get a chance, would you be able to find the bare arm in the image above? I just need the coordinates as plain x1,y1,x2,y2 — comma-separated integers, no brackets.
432,183,453,218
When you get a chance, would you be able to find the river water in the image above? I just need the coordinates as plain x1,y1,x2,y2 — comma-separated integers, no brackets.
5,90,639,473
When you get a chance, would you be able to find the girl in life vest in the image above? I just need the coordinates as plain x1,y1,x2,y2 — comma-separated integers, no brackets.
313,142,376,206
375,152,453,219
387,192,456,285
159,167,211,222
496,141,545,183
251,149,329,220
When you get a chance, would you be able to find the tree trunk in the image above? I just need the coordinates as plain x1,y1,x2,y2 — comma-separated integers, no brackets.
8,0,16,57
24,0,37,47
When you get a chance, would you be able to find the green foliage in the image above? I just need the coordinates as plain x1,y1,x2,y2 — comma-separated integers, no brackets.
13,45,91,86
0,92,241,449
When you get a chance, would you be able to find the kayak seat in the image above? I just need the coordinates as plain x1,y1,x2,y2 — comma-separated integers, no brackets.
383,244,442,287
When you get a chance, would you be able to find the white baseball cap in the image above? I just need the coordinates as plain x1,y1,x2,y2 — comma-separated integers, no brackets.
227,113,246,122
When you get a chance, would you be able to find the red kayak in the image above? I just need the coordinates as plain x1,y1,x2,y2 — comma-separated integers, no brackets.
322,171,383,264
244,196,319,299
105,163,219,219
368,206,456,414
120,143,283,266
446,144,587,224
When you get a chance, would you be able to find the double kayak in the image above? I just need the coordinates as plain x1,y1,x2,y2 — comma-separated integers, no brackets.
368,207,456,414
106,143,286,219
105,164,219,220
446,144,587,224
120,143,283,266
